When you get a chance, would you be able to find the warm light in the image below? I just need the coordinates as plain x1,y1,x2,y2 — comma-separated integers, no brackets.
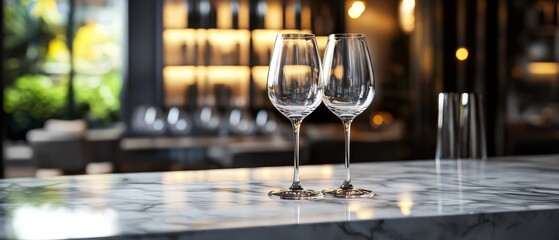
301,4,312,29
346,202,374,220
285,2,296,29
252,29,285,48
259,168,273,179
163,0,187,28
252,66,269,89
205,66,251,105
370,112,393,127
332,65,344,79
528,62,559,75
162,171,190,184
348,1,366,19
456,47,469,61
11,205,118,239
163,66,198,106
207,29,250,58
164,29,250,65
163,29,198,65
217,0,232,29
356,209,375,219
214,0,249,29
399,0,415,33
265,0,283,29
316,36,328,54
398,192,414,216
283,65,312,81
283,2,312,30
164,64,250,107
252,29,311,65
373,115,384,126
321,165,334,178
206,66,250,81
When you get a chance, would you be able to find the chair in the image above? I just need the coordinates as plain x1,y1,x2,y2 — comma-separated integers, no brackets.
27,119,87,175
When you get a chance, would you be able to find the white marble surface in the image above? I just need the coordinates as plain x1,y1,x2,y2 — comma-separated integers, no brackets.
1,155,558,239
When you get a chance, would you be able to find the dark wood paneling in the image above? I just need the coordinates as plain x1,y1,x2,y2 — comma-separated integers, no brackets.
123,0,163,133
442,0,457,92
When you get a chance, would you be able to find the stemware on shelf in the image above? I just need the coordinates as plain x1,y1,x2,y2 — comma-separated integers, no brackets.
195,95,222,134
267,33,323,200
227,107,255,136
255,109,278,135
321,33,376,198
166,106,193,135
131,105,167,135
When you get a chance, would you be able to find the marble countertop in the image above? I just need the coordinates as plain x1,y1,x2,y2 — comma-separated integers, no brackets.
1,155,558,239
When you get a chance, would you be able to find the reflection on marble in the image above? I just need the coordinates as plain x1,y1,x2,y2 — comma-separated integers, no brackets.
1,155,559,239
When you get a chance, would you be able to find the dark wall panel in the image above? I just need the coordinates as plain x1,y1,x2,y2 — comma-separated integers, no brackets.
124,0,162,133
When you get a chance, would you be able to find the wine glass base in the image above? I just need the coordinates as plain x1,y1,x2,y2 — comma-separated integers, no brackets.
322,188,375,199
268,189,323,200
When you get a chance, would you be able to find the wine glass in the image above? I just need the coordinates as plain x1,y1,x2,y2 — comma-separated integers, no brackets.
166,106,193,135
321,33,376,198
267,33,323,200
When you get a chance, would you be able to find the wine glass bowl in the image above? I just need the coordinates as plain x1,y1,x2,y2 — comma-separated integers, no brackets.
321,33,376,198
267,33,323,200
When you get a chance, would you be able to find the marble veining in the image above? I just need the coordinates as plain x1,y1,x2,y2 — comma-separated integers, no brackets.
1,155,559,239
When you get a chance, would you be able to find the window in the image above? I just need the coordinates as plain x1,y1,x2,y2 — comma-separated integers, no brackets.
3,0,126,140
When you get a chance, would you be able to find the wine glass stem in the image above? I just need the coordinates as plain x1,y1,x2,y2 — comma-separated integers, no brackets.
290,118,303,191
341,118,354,189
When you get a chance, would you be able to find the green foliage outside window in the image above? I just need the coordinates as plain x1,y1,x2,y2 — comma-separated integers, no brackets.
4,75,68,135
3,0,123,140
74,71,121,124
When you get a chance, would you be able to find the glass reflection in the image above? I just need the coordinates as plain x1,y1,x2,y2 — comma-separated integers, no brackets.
10,205,118,239
342,201,375,221
397,191,414,216
293,204,301,224
159,165,333,183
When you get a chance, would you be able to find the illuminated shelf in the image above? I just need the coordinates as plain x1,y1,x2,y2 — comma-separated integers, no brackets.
163,66,250,107
160,0,334,109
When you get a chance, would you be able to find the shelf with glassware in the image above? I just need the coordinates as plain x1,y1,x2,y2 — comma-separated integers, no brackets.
156,28,316,138
503,0,559,155
128,0,343,139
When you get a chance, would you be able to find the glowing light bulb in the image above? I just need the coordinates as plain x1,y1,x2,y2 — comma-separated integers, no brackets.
348,1,366,19
399,0,415,33
456,47,469,61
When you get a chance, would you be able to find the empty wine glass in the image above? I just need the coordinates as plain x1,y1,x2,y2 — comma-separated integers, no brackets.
267,33,323,200
321,33,376,198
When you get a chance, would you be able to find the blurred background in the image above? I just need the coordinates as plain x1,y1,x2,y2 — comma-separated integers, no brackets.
1,0,558,178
